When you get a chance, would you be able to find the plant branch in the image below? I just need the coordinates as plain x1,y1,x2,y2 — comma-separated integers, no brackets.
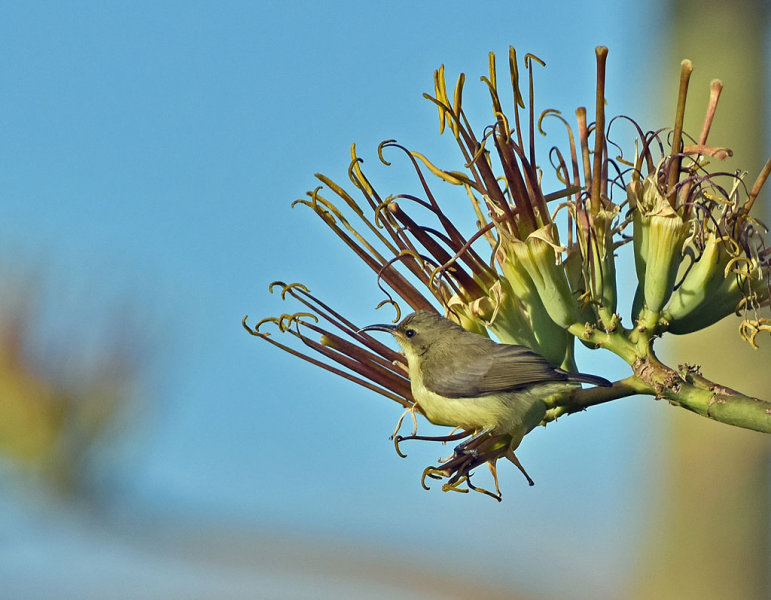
543,376,648,422
542,356,771,434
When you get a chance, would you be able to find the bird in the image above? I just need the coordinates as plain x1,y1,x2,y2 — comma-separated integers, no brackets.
359,310,611,484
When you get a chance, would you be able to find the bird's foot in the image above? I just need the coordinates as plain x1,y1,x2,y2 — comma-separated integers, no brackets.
452,428,495,457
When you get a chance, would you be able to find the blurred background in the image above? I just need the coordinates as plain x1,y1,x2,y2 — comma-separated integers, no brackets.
0,1,768,599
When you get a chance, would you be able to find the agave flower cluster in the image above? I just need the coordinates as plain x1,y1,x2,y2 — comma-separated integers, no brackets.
245,47,771,499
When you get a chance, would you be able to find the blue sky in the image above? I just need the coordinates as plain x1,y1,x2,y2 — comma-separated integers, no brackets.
0,0,726,597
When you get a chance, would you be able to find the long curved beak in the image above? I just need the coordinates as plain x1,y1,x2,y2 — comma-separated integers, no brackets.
357,323,398,335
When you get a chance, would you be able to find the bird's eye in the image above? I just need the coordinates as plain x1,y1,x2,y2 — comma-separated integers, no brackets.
405,329,416,338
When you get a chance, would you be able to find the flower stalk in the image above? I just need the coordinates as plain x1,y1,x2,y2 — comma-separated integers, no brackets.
246,46,771,499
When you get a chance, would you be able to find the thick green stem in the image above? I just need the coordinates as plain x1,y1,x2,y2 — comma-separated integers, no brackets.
632,351,771,433
668,382,771,433
561,324,771,433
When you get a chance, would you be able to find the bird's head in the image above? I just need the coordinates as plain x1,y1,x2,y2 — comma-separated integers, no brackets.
358,310,460,358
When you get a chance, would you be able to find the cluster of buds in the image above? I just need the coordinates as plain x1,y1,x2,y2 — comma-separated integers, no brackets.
245,47,771,499
627,65,771,345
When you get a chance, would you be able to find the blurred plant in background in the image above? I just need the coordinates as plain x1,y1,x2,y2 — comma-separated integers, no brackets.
246,46,770,498
0,275,143,497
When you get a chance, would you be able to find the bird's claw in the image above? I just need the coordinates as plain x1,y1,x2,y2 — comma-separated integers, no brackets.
454,444,479,458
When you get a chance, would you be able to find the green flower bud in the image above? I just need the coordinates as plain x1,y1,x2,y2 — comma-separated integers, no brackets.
629,178,689,316
508,226,582,330
590,208,619,315
664,234,766,334
499,249,574,368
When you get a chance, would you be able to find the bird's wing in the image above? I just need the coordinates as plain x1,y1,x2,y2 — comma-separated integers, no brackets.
422,343,567,398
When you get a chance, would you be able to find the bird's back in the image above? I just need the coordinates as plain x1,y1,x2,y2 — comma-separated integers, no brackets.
420,330,575,398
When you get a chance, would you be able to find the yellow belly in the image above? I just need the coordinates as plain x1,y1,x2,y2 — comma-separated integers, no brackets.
410,375,564,438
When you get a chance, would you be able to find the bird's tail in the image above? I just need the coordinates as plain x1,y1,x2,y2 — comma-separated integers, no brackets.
567,372,612,387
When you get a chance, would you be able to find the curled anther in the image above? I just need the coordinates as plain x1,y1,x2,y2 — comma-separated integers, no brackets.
306,185,323,211
377,139,398,166
291,187,333,218
724,255,755,278
715,234,742,257
441,477,471,495
373,197,397,228
428,263,455,292
277,312,318,332
242,315,283,337
736,295,754,314
375,298,402,323
242,315,268,337
347,150,366,178
268,281,311,300
464,132,492,169
393,435,408,459
301,195,340,224
421,467,451,490
538,107,567,136
739,318,771,349
299,188,354,227
492,110,513,141
404,148,468,185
